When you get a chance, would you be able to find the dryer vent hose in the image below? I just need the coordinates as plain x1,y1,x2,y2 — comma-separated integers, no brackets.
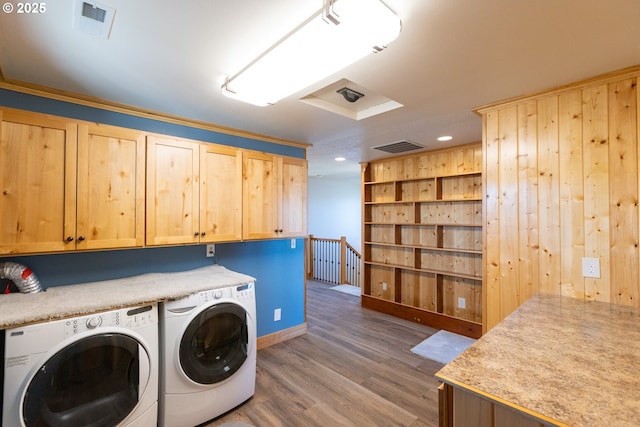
0,262,45,293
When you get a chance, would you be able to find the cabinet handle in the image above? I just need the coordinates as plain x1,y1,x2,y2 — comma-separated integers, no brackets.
77,236,85,242
194,232,200,237
200,232,206,237
66,236,74,242
278,229,283,233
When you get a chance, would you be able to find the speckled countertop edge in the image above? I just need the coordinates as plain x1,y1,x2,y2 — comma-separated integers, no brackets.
436,294,640,427
0,264,255,329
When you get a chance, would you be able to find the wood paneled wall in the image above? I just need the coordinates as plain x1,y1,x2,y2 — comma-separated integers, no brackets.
479,66,640,331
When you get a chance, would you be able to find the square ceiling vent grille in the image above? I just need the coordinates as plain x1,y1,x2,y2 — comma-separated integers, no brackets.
372,140,424,154
73,0,115,39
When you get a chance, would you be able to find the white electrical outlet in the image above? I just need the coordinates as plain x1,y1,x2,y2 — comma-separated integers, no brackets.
274,308,281,321
458,297,466,309
206,244,215,257
382,282,388,291
582,257,601,278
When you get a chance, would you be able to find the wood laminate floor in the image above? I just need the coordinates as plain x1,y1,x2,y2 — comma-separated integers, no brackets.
207,280,444,427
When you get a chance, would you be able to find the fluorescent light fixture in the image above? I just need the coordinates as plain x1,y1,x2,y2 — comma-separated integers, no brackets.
222,0,401,106
335,156,346,162
437,135,453,142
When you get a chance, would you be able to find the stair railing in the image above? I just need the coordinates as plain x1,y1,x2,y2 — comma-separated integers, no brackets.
308,235,361,288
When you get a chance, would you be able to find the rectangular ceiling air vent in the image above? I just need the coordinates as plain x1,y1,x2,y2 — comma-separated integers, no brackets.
73,0,116,39
372,140,424,154
82,2,107,22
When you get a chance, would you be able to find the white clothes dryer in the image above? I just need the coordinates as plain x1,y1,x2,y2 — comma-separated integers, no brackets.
159,281,256,427
2,304,158,427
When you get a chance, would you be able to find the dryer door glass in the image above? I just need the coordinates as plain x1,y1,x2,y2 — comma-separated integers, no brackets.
179,302,248,384
22,333,144,427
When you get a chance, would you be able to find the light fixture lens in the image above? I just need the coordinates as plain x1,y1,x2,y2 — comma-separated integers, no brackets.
437,136,453,142
222,0,402,106
335,157,346,162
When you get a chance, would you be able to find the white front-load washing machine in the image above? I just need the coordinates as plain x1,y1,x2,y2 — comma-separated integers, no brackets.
160,281,256,427
2,303,159,427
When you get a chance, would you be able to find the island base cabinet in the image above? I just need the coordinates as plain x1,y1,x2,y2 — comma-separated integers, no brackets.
439,384,554,427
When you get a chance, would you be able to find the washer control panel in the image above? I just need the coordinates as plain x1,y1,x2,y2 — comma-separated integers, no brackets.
64,304,157,336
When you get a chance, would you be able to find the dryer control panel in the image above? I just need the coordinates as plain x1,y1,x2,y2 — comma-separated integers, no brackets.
232,282,255,303
199,282,254,303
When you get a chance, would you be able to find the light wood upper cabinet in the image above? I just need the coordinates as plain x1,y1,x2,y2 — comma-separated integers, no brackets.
279,156,307,238
242,151,307,240
76,123,145,250
146,135,200,245
243,151,279,240
2,107,306,254
146,135,244,245
200,143,242,242
0,109,77,255
0,108,145,255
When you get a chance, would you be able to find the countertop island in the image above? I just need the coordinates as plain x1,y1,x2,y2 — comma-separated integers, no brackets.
435,293,640,427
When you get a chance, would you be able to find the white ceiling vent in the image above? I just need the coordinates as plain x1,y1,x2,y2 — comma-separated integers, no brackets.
372,140,425,154
73,0,116,39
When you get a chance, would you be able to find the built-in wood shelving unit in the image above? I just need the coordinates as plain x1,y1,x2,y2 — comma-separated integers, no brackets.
361,144,483,338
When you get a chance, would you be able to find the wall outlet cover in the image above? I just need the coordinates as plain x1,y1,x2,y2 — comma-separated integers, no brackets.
582,257,601,278
206,244,215,257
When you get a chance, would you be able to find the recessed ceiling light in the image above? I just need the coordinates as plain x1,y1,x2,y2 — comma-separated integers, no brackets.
437,135,453,142
335,157,346,162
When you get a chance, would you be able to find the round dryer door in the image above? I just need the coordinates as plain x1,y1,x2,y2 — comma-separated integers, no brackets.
179,302,248,384
22,333,148,427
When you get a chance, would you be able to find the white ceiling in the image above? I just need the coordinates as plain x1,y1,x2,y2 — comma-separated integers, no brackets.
1,0,639,178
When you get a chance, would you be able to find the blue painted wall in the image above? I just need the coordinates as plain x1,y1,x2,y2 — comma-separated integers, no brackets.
0,88,306,337
0,89,304,158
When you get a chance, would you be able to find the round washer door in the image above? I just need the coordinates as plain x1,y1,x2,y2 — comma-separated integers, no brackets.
22,333,149,427
179,302,248,384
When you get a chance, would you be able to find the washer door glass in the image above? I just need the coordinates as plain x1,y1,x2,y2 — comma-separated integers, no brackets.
23,333,143,427
179,303,248,384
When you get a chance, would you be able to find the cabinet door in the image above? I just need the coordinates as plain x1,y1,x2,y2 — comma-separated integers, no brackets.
146,135,200,245
76,123,145,250
200,143,242,242
279,156,307,237
0,108,77,255
242,151,278,239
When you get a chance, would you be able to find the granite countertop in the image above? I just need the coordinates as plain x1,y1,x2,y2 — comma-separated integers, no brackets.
0,264,255,329
436,293,640,427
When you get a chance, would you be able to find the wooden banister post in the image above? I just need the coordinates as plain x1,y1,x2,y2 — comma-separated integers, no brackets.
308,234,314,279
340,236,347,284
